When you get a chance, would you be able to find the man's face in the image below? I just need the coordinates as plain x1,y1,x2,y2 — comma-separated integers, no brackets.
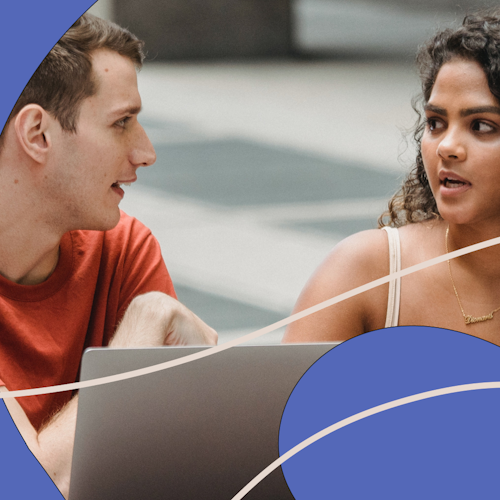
47,49,156,232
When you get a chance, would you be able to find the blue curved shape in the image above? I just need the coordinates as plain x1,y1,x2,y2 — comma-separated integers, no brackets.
0,401,63,498
0,0,94,133
279,326,500,499
1,0,95,496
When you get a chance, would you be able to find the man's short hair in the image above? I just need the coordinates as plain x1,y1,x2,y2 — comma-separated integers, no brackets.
0,13,144,144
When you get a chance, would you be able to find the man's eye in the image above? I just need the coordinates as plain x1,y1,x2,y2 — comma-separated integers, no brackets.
115,117,131,128
472,120,495,133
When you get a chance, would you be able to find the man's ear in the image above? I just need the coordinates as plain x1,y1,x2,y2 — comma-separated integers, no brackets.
14,105,53,163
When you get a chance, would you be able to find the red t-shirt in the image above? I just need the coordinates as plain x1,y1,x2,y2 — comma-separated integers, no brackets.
0,211,176,430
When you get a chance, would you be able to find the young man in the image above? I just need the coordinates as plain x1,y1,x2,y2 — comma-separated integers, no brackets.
0,13,217,497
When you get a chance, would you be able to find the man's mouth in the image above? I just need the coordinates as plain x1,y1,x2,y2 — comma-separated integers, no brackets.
111,181,132,188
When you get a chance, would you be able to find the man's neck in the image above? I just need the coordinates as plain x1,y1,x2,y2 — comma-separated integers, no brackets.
0,242,61,285
0,211,63,285
0,147,65,285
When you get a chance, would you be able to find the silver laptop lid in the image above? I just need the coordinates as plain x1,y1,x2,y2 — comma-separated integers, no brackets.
70,344,339,499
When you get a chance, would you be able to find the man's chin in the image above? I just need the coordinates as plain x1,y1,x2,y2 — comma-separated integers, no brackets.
74,208,122,232
98,210,122,232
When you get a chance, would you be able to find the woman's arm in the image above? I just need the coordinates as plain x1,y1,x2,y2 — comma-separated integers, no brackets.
282,229,390,343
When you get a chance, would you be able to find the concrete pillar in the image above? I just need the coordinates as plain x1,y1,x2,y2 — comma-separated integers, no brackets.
114,0,293,60
88,0,114,21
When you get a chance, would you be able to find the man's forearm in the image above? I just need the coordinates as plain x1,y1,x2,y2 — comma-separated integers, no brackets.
111,292,218,348
37,395,78,497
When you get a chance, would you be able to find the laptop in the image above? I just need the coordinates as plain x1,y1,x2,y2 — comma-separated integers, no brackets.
69,343,339,499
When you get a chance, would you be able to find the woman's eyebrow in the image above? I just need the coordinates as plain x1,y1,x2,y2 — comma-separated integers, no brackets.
460,105,500,117
424,104,500,117
424,104,447,116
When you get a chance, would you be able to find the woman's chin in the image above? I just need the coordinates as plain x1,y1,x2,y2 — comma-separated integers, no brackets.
438,210,474,227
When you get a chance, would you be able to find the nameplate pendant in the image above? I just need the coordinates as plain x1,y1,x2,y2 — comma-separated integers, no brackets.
464,313,494,325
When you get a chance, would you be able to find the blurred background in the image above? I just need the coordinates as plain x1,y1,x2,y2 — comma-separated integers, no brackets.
89,0,496,343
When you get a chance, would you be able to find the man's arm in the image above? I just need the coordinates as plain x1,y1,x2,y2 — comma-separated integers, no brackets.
1,292,217,498
112,291,218,348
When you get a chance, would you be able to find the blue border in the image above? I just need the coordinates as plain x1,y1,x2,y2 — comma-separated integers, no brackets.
0,1,94,496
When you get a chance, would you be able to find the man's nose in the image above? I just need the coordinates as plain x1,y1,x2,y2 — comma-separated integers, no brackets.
130,124,156,168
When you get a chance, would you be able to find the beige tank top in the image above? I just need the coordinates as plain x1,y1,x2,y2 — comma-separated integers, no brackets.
381,226,401,327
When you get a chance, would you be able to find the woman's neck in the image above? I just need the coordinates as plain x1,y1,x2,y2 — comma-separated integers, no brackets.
446,220,500,280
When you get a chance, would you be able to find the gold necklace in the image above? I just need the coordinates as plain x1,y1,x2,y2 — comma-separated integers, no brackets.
446,226,500,325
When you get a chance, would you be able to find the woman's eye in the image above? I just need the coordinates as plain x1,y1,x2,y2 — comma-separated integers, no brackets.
472,120,495,133
426,118,443,132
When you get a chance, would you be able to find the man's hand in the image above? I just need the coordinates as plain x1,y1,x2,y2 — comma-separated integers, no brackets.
110,292,218,348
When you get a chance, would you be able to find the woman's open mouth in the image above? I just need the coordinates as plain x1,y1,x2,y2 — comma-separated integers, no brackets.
438,171,471,196
443,178,466,188
439,178,471,196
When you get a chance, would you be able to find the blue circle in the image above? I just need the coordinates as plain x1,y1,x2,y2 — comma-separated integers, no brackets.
279,326,500,499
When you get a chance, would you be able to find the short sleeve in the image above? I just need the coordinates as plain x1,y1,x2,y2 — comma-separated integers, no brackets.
112,214,177,322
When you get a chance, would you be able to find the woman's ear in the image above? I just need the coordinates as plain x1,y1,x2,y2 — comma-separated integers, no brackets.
14,105,53,163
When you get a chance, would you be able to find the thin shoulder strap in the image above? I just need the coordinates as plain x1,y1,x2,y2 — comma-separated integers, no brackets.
381,226,401,328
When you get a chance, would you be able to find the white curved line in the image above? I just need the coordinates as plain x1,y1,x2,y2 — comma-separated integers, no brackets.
231,381,500,500
1,236,499,399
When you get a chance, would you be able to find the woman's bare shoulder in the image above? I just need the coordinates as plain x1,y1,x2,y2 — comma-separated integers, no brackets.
298,228,393,302
283,229,390,343
397,219,445,263
397,219,440,236
322,228,390,276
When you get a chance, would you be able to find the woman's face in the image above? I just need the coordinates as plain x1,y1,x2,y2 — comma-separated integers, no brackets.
421,58,500,227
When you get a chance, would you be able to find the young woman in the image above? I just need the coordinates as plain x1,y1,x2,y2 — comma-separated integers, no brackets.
283,9,500,346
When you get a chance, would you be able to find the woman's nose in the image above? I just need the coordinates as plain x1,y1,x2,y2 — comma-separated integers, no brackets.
436,128,466,161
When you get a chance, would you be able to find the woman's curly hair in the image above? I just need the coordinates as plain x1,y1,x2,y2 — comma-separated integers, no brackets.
379,8,500,227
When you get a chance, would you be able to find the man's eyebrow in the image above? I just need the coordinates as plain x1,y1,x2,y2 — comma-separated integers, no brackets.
424,104,447,116
110,105,142,117
460,105,500,117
